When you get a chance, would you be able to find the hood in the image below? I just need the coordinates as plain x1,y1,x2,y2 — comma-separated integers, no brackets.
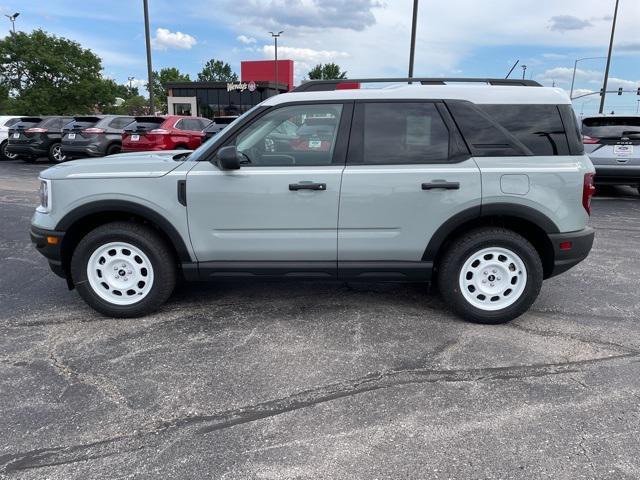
40,150,191,180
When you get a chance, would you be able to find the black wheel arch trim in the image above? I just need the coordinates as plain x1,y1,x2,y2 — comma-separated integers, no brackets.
422,203,560,262
55,200,193,262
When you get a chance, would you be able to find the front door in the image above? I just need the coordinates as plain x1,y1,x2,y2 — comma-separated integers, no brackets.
338,101,481,279
186,102,352,276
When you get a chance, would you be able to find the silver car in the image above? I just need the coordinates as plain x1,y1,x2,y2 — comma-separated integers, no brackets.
582,115,640,194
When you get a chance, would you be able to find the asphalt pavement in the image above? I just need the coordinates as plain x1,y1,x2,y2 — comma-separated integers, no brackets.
1,159,639,479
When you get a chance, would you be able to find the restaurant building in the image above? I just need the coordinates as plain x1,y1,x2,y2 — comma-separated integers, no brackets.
165,60,294,119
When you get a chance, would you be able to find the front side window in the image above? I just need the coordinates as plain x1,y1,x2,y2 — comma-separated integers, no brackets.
358,102,450,164
233,104,343,166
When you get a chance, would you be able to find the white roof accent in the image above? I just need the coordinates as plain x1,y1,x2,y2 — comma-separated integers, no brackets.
263,85,571,106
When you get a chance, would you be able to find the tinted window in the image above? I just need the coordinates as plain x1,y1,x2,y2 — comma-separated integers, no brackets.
108,117,134,130
233,104,343,166
4,118,20,127
357,102,449,164
125,117,164,132
479,104,570,156
582,116,640,138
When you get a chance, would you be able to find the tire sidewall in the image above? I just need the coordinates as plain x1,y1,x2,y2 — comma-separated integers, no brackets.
71,225,175,317
440,230,543,324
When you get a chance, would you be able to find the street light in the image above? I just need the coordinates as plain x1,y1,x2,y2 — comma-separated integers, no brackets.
408,0,419,82
143,0,155,112
599,0,620,114
521,65,527,80
269,31,283,91
128,76,135,90
569,56,607,99
5,12,19,33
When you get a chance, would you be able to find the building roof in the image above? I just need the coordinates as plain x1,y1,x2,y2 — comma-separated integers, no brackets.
263,85,572,106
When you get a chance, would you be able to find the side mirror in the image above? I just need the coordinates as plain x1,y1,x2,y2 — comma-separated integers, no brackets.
215,145,241,170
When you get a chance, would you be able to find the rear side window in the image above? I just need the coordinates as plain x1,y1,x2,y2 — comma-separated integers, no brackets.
582,116,640,138
354,102,450,164
479,104,570,156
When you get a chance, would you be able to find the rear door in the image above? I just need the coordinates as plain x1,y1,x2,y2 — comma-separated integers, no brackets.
186,102,351,274
338,101,481,279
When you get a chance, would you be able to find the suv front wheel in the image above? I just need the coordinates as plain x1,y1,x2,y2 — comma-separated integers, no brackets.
437,227,543,324
70,222,177,318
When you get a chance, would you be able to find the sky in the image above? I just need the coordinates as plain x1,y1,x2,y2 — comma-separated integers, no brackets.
2,0,639,116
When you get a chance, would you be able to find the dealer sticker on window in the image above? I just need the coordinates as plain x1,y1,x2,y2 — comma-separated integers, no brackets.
308,140,322,149
614,145,632,156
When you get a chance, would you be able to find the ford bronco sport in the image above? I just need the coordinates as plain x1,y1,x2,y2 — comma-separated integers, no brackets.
30,78,595,324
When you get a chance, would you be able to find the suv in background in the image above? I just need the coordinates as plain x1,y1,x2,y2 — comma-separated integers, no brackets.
202,116,239,142
122,115,211,152
582,115,640,194
7,116,73,163
62,115,134,159
30,78,595,324
0,116,23,160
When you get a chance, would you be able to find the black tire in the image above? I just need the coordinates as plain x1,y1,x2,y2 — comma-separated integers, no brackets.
0,141,17,161
437,227,543,324
175,145,187,150
106,143,121,156
48,142,66,163
70,222,177,318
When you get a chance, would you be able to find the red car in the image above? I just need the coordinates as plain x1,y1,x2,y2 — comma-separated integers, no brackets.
121,115,211,152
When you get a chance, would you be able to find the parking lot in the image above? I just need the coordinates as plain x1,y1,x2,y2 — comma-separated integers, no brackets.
0,158,639,478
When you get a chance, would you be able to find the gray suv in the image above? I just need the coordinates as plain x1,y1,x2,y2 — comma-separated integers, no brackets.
30,78,595,324
61,115,134,159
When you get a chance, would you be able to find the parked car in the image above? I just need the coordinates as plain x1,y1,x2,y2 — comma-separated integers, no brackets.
582,115,640,194
0,116,24,160
122,115,211,152
30,77,595,324
7,116,73,163
61,115,134,159
202,116,238,142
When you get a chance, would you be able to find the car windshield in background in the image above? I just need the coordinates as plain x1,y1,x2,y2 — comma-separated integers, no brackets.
582,117,640,139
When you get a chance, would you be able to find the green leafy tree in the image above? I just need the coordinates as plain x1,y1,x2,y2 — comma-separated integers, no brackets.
148,67,191,113
197,59,238,82
0,29,116,114
307,63,348,80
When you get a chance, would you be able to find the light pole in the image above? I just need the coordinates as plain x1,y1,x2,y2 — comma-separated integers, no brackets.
5,12,19,33
636,99,640,115
269,31,283,91
143,0,155,113
599,0,620,114
521,65,527,80
128,76,135,90
408,0,419,82
569,56,607,99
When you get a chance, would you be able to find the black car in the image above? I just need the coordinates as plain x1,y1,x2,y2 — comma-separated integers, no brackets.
202,116,238,142
7,116,73,163
61,115,134,159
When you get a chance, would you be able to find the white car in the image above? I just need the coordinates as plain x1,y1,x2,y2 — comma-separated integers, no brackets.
0,115,24,160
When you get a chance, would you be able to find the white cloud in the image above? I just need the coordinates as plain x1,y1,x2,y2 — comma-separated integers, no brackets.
548,15,593,32
262,45,348,63
151,28,197,50
237,35,256,45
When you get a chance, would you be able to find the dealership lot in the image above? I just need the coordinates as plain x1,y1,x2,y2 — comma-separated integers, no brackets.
1,160,640,478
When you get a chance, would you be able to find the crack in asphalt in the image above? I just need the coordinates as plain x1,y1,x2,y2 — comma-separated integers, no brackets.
0,352,636,474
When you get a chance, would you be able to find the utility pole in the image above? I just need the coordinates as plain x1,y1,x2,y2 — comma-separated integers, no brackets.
599,0,620,114
143,0,155,113
408,0,419,82
269,31,283,92
4,12,19,33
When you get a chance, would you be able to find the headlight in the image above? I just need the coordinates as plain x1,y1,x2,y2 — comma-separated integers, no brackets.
37,179,52,213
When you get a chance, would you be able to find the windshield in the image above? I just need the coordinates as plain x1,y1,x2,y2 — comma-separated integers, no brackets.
187,105,263,162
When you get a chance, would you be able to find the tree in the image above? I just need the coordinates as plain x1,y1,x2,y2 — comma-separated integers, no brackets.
307,63,348,80
148,67,191,114
0,29,116,114
197,59,238,82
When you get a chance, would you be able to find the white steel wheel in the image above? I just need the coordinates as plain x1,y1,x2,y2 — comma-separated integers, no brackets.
459,247,527,311
86,242,154,306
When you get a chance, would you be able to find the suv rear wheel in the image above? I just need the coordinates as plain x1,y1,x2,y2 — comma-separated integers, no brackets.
70,222,177,318
0,141,17,160
437,227,543,324
106,143,121,155
48,142,66,163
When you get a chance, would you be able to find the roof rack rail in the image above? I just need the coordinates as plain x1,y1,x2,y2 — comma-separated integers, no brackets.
292,77,542,92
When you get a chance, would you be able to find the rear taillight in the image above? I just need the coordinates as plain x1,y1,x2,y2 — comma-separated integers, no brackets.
582,135,600,144
26,127,48,133
150,128,170,135
582,173,596,215
82,127,105,134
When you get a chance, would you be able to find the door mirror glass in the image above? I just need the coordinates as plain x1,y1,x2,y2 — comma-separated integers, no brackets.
215,145,241,170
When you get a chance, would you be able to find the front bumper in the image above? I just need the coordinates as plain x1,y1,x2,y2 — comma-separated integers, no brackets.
594,165,640,186
547,227,595,278
30,225,66,278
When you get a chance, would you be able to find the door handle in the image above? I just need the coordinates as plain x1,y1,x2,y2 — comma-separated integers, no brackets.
289,182,327,191
422,181,460,190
